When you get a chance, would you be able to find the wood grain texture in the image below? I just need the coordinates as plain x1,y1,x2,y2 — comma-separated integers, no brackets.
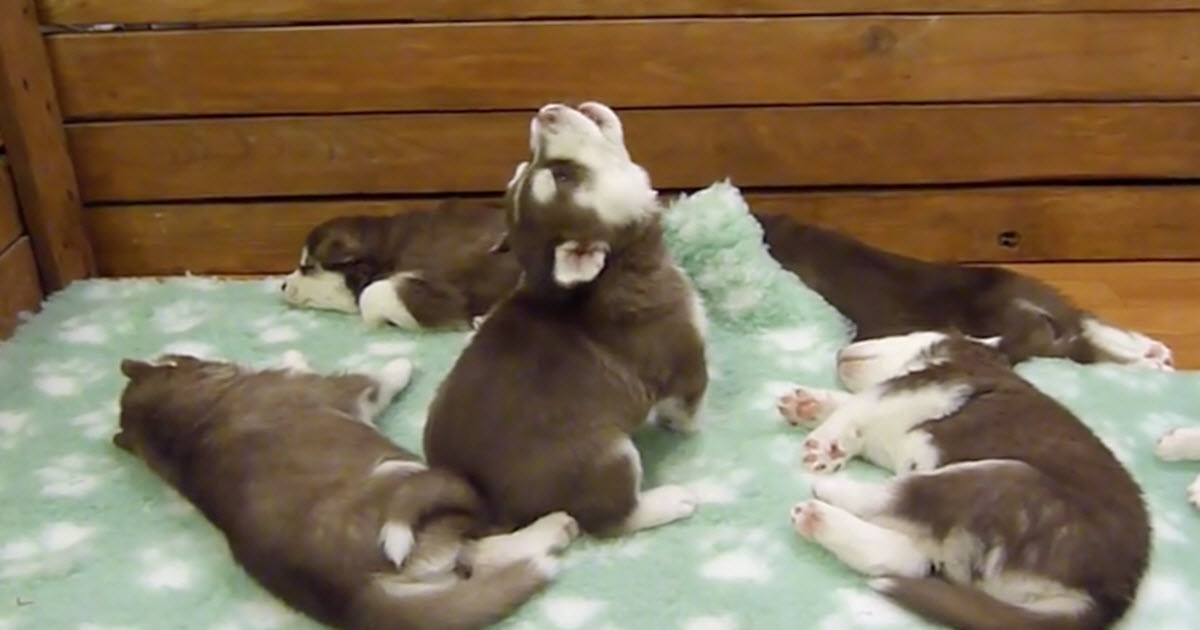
48,13,1200,118
0,237,43,340
0,0,94,290
68,104,1200,202
85,186,1200,276
0,158,23,252
35,0,1200,25
1002,262,1200,369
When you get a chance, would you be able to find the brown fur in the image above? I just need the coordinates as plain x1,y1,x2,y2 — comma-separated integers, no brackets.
293,199,519,328
114,355,554,630
755,213,1116,364
870,338,1150,629
423,104,707,534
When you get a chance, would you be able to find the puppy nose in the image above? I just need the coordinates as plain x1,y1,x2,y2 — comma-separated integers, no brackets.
537,103,566,125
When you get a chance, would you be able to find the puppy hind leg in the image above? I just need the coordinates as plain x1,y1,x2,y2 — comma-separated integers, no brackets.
461,512,581,575
791,499,931,578
565,437,697,536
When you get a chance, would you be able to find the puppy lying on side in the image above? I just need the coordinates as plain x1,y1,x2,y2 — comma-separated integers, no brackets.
424,102,708,535
756,213,1173,369
280,199,519,330
779,332,1150,630
1155,426,1200,509
114,351,577,630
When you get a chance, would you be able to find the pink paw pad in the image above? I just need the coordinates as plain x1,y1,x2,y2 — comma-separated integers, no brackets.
800,430,859,473
791,501,823,539
777,388,827,427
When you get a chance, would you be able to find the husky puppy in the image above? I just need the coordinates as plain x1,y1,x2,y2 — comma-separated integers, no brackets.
756,213,1174,370
114,351,578,630
423,102,708,535
779,332,1150,630
280,199,519,330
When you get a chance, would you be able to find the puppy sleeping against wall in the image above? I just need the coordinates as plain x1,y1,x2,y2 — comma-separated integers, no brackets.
114,351,578,630
280,199,519,331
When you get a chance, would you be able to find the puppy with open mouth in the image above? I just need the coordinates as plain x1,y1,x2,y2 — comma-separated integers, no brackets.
423,102,709,535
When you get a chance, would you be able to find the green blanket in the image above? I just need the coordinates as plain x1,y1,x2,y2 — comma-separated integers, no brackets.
2,182,1198,630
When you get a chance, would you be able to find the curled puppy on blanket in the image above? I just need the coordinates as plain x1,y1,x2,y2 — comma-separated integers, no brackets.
780,332,1150,630
424,102,708,535
114,351,578,630
280,199,519,330
756,213,1173,369
1155,426,1200,509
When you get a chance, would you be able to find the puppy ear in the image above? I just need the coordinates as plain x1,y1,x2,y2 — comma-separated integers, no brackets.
120,359,156,380
321,235,365,266
553,240,609,287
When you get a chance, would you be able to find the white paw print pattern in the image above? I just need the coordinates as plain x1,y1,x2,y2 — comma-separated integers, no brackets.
153,300,212,334
33,358,106,397
36,453,118,498
70,409,118,441
0,411,35,450
57,315,110,345
695,526,780,584
0,521,95,580
138,546,195,591
683,615,739,630
252,313,322,345
539,596,607,630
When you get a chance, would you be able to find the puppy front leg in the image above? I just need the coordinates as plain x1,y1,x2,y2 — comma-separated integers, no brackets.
461,512,580,575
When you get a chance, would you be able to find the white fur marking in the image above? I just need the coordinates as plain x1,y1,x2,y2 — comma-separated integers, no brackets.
654,397,699,433
359,275,420,330
380,522,415,568
836,331,952,392
371,459,426,477
530,168,557,204
281,249,359,313
619,485,698,533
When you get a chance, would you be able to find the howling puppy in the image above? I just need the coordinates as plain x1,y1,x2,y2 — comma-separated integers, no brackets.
779,333,1150,630
756,213,1174,369
280,199,519,330
423,102,708,535
115,351,578,630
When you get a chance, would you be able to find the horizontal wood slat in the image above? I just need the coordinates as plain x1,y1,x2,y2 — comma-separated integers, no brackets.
36,0,1200,26
0,158,22,250
0,236,43,339
48,13,1200,119
69,104,1200,203
85,186,1200,276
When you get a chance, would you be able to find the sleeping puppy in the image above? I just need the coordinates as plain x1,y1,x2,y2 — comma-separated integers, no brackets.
1155,426,1200,509
756,213,1174,369
781,332,1150,630
280,199,519,330
114,351,578,630
423,102,708,535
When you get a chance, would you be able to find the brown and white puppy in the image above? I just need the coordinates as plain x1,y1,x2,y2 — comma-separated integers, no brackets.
114,351,578,630
1155,426,1200,509
423,102,708,536
755,213,1174,370
778,332,1150,630
280,199,519,330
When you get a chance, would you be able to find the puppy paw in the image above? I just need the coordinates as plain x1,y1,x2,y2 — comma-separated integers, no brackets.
523,512,581,555
778,387,839,428
790,500,825,540
640,484,698,523
1189,476,1200,510
800,428,860,473
1156,427,1200,462
1140,337,1175,371
376,358,414,396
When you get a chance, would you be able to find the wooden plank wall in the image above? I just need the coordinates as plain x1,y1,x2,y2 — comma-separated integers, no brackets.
31,1,1200,276
0,131,46,339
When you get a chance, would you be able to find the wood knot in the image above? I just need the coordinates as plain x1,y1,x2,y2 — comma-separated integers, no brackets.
863,25,897,54
997,230,1022,248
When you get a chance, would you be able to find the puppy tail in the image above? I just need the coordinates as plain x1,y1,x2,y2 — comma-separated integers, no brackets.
351,556,557,630
871,576,1106,630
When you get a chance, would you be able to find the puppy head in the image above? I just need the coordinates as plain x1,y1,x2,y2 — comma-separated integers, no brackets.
503,102,659,293
835,331,1008,392
114,354,239,469
281,218,380,313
